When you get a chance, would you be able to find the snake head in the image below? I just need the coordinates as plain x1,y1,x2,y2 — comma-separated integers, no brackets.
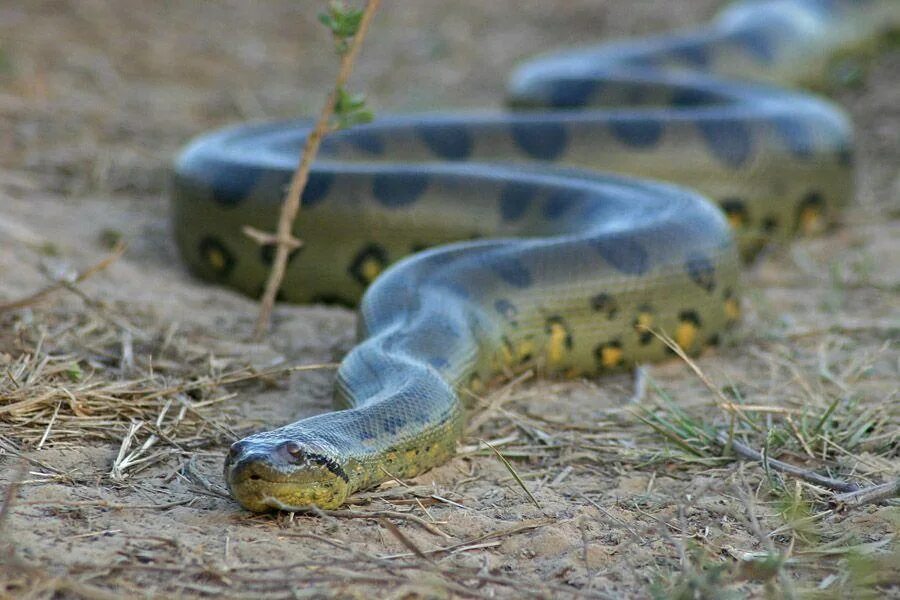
223,433,351,511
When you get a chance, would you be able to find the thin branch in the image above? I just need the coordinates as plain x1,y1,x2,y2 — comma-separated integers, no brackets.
831,478,900,509
253,0,381,338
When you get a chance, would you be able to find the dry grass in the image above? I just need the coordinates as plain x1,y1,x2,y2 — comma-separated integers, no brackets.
1,0,898,598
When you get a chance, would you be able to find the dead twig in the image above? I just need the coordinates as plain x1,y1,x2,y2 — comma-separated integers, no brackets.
716,432,859,493
831,478,900,509
0,241,126,313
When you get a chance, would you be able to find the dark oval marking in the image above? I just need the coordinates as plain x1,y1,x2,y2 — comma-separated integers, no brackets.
490,255,532,288
428,356,450,369
381,414,406,435
372,173,429,208
550,80,598,108
198,237,236,279
348,243,389,287
671,87,721,107
794,191,826,232
698,119,754,168
727,28,776,64
494,299,519,324
610,118,663,148
685,254,716,293
771,117,815,159
310,294,355,308
594,236,649,275
499,182,536,222
207,164,262,207
348,131,385,155
670,42,710,68
678,309,703,327
720,198,750,228
302,171,335,208
762,215,779,233
418,124,472,160
590,293,619,320
542,191,575,220
511,121,567,160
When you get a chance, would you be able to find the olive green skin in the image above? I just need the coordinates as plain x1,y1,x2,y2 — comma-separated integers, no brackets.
170,0,899,511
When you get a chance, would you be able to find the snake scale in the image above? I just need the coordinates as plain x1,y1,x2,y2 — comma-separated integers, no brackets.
170,0,899,511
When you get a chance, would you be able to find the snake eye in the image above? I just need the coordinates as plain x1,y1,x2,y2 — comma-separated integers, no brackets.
227,440,248,461
283,441,305,462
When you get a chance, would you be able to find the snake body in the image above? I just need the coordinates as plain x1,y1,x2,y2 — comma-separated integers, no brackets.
171,0,899,511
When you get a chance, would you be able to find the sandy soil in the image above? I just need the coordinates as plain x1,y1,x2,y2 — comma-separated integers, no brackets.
0,1,898,598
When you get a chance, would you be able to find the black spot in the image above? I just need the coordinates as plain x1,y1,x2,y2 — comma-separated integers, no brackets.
428,356,449,369
310,294,355,308
727,28,776,64
260,243,302,267
381,415,406,435
372,173,428,208
549,79,598,108
511,121,568,160
545,316,573,349
438,281,471,299
678,310,702,327
590,293,619,319
706,333,721,346
720,198,750,227
207,163,262,207
302,171,335,208
685,254,716,293
348,243,389,287
490,255,532,288
671,87,721,107
418,124,472,160
610,117,663,148
771,116,815,159
762,215,779,233
494,299,519,326
594,236,649,275
348,131,385,155
838,146,853,167
670,42,710,68
499,182,536,222
698,118,754,168
795,191,826,231
542,191,575,220
198,237,236,279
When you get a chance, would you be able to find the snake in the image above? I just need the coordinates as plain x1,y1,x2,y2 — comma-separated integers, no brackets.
170,0,899,511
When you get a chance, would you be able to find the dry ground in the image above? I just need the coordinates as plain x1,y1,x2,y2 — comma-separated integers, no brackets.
1,1,898,598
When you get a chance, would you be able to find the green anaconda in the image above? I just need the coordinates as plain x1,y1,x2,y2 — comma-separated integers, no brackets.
170,0,899,511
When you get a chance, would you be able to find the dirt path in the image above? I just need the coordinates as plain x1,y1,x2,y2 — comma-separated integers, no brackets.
1,2,897,598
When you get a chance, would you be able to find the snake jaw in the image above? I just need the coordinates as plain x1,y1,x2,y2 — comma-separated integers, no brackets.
223,437,351,511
